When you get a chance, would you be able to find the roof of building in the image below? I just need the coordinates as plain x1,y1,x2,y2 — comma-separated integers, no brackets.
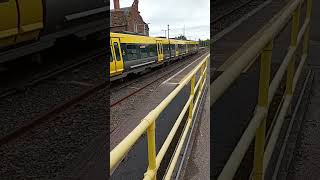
110,7,131,27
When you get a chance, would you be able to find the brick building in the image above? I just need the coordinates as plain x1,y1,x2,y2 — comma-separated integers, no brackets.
110,0,149,36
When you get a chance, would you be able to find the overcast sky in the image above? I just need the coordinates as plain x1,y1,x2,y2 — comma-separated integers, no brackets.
110,0,210,40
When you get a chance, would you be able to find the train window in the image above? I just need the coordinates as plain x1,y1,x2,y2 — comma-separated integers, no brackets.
163,45,169,54
149,44,157,57
126,44,138,61
114,42,121,61
140,45,148,58
110,46,113,62
170,44,175,51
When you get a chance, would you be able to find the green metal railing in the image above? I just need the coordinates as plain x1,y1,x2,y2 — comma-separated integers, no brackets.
210,0,313,179
110,53,209,179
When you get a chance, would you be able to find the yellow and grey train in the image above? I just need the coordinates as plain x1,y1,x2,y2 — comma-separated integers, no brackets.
110,32,199,81
0,0,107,62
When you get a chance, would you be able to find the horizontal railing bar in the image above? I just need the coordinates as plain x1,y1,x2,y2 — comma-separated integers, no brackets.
268,17,307,106
164,119,193,180
110,55,209,173
297,18,310,46
263,95,292,171
145,58,208,179
110,112,155,173
268,47,295,105
195,77,202,96
155,96,193,169
192,77,207,118
194,68,206,94
293,54,308,88
210,0,301,106
164,76,207,179
264,53,307,170
217,107,267,180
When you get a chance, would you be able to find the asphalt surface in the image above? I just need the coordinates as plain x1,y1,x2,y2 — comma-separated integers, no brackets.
183,93,210,180
285,1,320,179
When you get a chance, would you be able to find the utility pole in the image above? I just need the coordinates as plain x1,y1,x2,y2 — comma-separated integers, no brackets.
168,24,171,59
167,24,170,39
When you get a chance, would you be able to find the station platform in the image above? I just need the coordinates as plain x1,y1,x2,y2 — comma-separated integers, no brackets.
110,51,210,179
276,0,320,179
210,0,318,179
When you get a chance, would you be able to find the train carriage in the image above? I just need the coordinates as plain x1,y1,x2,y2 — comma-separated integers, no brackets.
0,0,107,62
110,32,199,81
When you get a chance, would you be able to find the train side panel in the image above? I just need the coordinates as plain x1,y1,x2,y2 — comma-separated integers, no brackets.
16,0,44,43
0,0,18,48
110,33,200,81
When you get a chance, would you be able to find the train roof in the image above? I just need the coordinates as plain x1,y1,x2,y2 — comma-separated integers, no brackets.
110,32,198,45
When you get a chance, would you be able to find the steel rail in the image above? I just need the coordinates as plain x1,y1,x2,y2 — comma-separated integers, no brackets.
0,81,107,146
0,50,106,99
212,0,256,23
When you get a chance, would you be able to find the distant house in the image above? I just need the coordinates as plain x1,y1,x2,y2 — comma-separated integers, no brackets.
110,0,149,36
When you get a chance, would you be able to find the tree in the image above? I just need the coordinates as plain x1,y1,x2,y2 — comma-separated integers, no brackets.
175,34,187,40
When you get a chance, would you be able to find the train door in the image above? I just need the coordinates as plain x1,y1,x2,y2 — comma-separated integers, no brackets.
156,41,164,62
176,44,179,56
186,44,189,53
16,0,43,43
110,38,124,77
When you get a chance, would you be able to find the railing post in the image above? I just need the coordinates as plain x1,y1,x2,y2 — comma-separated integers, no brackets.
146,121,157,180
199,63,205,93
287,5,301,96
306,0,313,19
189,75,196,120
204,57,208,81
253,41,273,180
303,0,313,55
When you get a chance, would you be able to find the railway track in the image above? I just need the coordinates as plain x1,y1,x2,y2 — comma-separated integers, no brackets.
212,0,266,33
0,81,106,146
0,51,106,142
0,46,108,179
212,0,256,23
0,50,106,99
0,49,106,146
110,49,209,108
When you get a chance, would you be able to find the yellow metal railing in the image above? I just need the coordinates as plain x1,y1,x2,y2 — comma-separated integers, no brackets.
110,53,210,179
210,0,313,179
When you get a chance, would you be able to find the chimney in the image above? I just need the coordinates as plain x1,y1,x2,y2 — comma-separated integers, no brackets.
114,0,120,10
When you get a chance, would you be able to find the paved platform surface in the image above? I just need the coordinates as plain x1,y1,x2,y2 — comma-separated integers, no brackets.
286,69,320,180
110,51,210,179
285,0,320,179
183,93,210,180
